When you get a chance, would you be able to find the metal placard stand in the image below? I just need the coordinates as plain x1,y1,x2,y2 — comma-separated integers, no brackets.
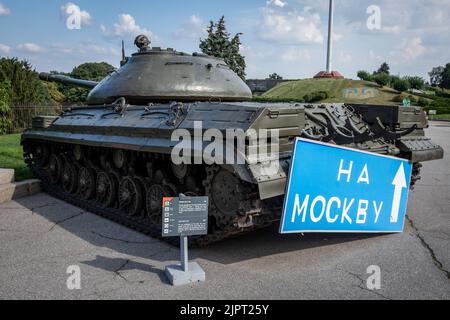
165,236,205,286
163,195,207,286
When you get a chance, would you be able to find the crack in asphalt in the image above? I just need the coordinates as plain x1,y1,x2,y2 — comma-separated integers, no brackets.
91,231,154,245
47,212,85,232
406,215,450,280
0,202,58,214
30,202,58,215
114,259,130,282
346,271,392,300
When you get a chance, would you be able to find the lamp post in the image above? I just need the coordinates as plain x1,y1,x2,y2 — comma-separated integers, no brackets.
326,0,334,73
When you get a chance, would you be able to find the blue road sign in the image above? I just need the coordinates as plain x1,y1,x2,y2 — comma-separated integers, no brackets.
280,138,412,234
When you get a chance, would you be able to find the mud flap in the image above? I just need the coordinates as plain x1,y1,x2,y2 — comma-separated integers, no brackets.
397,138,444,162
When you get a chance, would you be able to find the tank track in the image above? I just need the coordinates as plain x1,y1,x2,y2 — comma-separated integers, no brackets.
410,163,422,190
23,143,273,247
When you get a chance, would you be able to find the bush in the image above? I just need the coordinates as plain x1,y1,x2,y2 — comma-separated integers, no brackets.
392,93,418,105
427,98,450,114
392,95,404,103
252,96,305,103
357,70,372,81
407,95,417,103
418,97,430,107
392,78,411,92
405,76,425,90
373,73,390,87
435,90,450,98
253,91,330,104
303,91,329,103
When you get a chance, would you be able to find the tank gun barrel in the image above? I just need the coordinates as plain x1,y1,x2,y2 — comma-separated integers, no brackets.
39,73,99,89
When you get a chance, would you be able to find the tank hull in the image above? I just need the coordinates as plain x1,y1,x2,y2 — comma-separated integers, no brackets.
22,102,443,245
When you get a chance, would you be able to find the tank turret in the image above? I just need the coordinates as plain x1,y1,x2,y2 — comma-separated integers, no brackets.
40,35,252,105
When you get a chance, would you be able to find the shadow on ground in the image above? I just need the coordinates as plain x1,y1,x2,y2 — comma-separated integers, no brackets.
15,194,384,271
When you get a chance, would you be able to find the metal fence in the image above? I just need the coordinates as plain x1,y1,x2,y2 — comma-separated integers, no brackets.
7,104,62,133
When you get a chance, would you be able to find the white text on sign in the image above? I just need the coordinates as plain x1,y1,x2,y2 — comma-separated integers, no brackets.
291,159,387,226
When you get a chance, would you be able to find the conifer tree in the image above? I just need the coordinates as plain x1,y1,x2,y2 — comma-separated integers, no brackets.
199,16,246,80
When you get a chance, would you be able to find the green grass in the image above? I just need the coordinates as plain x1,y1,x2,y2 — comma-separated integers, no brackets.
0,134,33,181
432,114,450,120
261,78,423,105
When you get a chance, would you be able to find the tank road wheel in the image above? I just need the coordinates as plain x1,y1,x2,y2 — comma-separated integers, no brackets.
203,166,246,229
113,150,126,169
96,172,117,208
211,170,240,216
34,144,49,168
145,184,176,229
48,154,63,184
62,162,78,194
78,167,96,200
171,163,189,180
119,177,143,217
145,184,164,227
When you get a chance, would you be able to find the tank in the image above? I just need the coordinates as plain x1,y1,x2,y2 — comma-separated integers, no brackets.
22,35,444,246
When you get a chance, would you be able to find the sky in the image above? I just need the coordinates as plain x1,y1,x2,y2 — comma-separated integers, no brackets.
0,0,449,80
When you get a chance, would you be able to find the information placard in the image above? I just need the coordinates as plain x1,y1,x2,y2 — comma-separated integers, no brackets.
162,196,209,237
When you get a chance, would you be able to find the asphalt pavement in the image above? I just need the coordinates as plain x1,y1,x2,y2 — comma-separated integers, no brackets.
0,123,449,300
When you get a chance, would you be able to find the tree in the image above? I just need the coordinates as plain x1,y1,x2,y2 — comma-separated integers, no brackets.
376,62,390,75
441,63,450,89
405,76,425,90
429,66,444,87
0,80,11,134
268,73,283,80
0,57,55,105
71,62,116,81
357,70,372,81
392,78,410,92
199,16,246,80
389,75,401,84
228,33,246,80
44,82,65,105
57,62,115,104
373,72,390,87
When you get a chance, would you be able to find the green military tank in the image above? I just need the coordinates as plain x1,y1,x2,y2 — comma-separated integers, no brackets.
22,35,443,245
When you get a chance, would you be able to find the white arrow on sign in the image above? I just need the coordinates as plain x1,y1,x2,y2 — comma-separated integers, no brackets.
390,163,408,223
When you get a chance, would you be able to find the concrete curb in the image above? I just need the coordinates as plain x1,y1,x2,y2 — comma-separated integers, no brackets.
0,168,41,204
0,169,15,184
430,119,450,123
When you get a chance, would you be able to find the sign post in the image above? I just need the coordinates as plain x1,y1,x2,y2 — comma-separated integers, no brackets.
180,235,188,272
162,195,208,286
280,138,412,234
428,110,437,120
